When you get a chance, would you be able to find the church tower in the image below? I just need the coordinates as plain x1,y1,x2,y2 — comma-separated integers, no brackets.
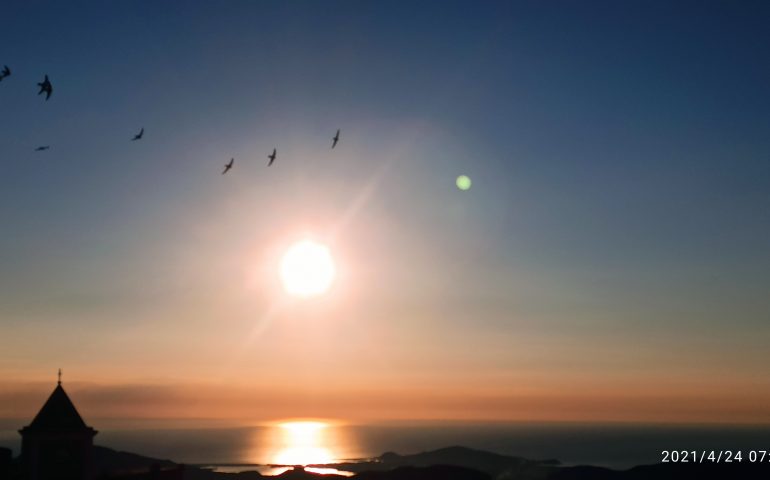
19,371,98,480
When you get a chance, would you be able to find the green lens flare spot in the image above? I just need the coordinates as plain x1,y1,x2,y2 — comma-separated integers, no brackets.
456,175,472,191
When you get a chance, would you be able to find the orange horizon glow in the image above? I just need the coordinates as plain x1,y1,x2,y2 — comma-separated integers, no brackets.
4,377,770,426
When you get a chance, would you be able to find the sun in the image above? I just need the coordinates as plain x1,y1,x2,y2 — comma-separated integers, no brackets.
280,240,336,297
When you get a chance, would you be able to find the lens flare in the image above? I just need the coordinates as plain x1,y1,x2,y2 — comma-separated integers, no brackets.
456,175,472,191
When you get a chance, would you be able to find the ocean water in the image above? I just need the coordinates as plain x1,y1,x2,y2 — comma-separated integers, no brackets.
2,422,770,471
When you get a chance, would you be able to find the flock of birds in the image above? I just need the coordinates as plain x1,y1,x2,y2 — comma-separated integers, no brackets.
218,128,339,174
1,67,344,173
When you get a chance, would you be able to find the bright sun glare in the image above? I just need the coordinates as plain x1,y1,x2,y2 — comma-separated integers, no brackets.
280,240,336,297
275,421,334,466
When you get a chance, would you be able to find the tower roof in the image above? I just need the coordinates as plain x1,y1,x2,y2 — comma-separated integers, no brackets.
21,383,95,433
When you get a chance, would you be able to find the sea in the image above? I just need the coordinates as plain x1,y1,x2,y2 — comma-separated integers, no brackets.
2,421,770,473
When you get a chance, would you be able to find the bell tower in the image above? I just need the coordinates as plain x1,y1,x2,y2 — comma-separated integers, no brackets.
19,371,98,480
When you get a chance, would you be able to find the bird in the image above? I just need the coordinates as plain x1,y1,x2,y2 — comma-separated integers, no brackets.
331,129,340,149
222,158,234,175
37,74,52,100
131,128,144,141
267,148,277,166
34,146,50,151
0,65,9,79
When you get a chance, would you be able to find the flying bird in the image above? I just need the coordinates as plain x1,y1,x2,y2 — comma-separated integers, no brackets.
37,74,52,100
131,128,144,141
34,146,50,151
267,148,277,166
222,158,234,175
331,129,340,149
0,65,9,79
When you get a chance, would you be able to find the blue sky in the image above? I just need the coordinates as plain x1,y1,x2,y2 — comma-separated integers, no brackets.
1,1,769,422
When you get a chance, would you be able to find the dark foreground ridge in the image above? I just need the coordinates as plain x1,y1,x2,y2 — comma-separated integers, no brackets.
4,444,770,479
313,445,559,477
316,445,770,479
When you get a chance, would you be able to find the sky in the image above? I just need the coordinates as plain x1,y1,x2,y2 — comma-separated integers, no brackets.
1,0,770,425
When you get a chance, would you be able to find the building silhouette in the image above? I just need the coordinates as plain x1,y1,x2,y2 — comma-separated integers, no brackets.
19,373,97,480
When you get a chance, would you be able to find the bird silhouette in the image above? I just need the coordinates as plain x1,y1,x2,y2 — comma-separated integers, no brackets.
332,129,340,149
34,146,50,151
268,148,277,166
222,158,234,174
131,128,144,141
37,74,52,100
0,65,9,80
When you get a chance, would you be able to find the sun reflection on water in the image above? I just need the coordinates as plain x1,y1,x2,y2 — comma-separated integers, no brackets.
242,419,357,475
274,421,334,465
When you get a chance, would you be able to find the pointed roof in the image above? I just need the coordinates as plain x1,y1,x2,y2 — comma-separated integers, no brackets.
21,383,96,434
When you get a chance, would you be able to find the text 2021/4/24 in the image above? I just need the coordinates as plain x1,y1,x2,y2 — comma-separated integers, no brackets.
662,450,770,463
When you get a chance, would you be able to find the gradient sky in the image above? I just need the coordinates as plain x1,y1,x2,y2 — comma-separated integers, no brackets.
1,0,770,424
